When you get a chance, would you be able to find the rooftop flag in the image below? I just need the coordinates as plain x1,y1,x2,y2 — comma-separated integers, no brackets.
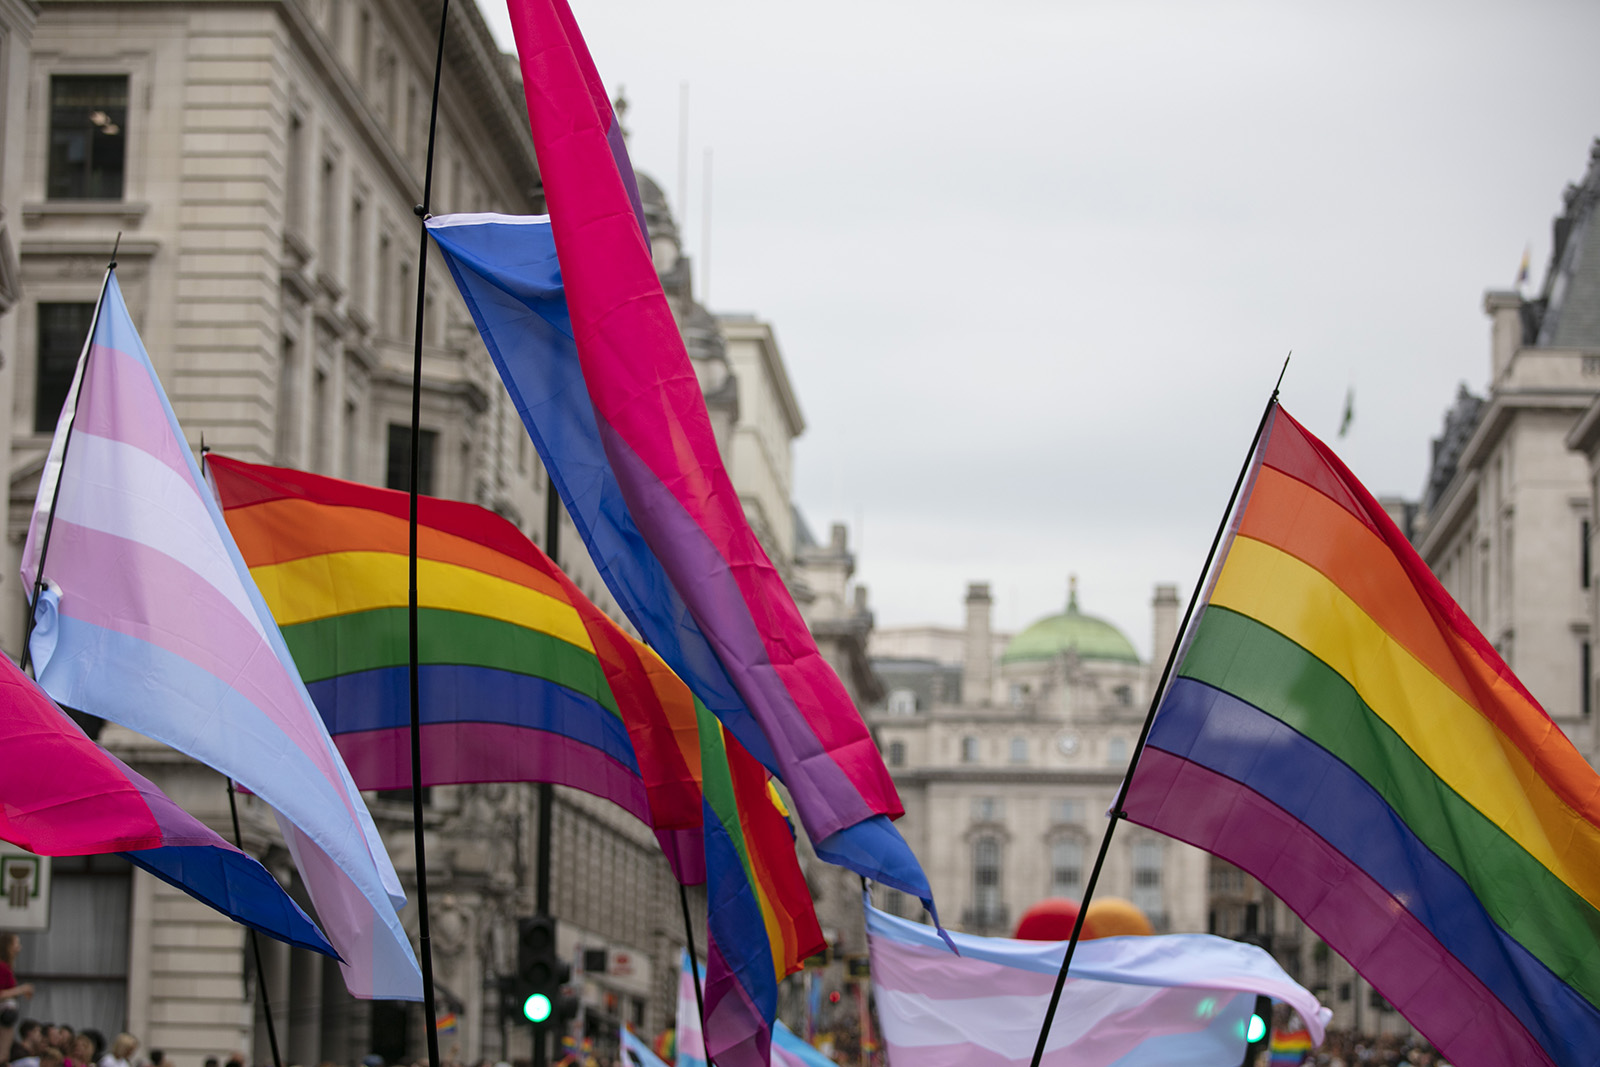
1122,404,1600,1067
22,274,421,1000
0,652,333,955
426,209,936,910
207,455,702,847
865,902,1326,1067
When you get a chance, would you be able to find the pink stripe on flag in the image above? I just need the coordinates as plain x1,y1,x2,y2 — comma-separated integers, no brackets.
1126,749,1554,1067
46,519,349,789
76,342,200,491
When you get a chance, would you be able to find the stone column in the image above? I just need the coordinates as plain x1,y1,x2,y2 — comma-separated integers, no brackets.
964,582,993,707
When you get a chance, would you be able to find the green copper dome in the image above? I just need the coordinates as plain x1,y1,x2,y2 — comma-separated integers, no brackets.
1002,582,1140,666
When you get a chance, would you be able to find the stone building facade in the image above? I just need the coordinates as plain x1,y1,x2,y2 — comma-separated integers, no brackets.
866,580,1208,938
0,1,868,1064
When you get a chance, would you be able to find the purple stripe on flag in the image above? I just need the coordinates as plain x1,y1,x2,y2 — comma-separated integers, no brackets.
46,519,347,787
598,420,875,841
332,724,652,823
76,343,200,490
703,934,770,1067
1126,749,1554,1067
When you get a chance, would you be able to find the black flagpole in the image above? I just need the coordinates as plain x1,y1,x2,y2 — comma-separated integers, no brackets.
21,234,121,675
676,884,716,1067
227,777,286,1067
407,2,452,1066
1025,355,1291,1067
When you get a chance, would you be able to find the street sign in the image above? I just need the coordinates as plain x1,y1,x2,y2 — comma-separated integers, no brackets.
0,846,50,930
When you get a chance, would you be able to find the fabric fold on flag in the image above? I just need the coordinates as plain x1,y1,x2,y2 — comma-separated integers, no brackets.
0,648,333,955
425,210,937,911
1123,404,1600,1067
866,902,1327,1067
22,273,421,1000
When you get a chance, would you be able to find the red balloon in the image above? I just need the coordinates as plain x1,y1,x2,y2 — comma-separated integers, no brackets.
1013,898,1083,941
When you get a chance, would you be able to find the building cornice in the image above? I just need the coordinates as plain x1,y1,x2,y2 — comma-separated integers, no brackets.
891,766,1126,787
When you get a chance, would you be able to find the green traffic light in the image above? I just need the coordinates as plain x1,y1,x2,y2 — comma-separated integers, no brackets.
1245,1014,1267,1044
523,992,552,1023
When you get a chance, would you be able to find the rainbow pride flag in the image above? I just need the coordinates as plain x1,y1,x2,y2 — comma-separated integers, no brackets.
1269,1027,1312,1066
1123,404,1600,1067
209,456,822,1062
208,455,702,843
696,697,824,1064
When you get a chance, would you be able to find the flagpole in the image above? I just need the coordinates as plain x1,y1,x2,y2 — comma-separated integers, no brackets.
227,777,286,1067
1025,355,1290,1067
21,235,120,674
407,2,452,1066
676,884,716,1067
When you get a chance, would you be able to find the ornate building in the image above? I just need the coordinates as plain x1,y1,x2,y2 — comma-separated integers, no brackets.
866,579,1207,937
0,1,871,1064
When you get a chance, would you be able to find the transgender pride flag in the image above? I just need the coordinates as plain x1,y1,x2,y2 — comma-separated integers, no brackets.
866,904,1327,1067
23,272,421,1000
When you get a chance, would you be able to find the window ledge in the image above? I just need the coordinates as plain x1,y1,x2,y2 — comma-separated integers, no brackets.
23,200,149,223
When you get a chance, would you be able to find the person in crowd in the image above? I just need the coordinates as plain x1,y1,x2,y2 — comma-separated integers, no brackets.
98,1033,137,1067
66,1032,97,1067
147,1050,165,1067
10,1019,45,1064
46,1026,74,1056
39,1047,64,1067
0,933,35,1007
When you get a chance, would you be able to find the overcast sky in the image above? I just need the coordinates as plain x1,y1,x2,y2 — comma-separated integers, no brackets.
476,0,1600,657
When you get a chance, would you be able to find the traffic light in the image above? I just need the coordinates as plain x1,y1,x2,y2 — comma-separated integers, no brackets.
1238,994,1271,1067
515,916,570,1028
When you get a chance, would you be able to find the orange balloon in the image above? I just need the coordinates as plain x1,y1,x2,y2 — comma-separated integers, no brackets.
1013,898,1082,941
1083,897,1153,938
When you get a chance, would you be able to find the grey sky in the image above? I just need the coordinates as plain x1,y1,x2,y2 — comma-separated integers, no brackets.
476,0,1600,657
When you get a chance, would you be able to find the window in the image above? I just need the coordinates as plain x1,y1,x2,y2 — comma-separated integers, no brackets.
887,740,905,768
1583,518,1592,590
387,424,438,495
1584,641,1592,719
348,194,367,305
285,113,307,233
961,736,980,763
35,302,95,431
15,855,131,1035
1131,839,1163,921
1107,736,1128,766
1113,685,1133,706
48,75,128,200
1050,838,1083,897
971,796,1003,823
1050,797,1083,825
318,156,339,265
887,688,916,715
973,836,1001,917
1008,737,1028,764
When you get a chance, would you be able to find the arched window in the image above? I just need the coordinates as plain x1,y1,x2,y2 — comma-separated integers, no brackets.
973,836,1002,919
1050,838,1084,898
1132,839,1164,926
